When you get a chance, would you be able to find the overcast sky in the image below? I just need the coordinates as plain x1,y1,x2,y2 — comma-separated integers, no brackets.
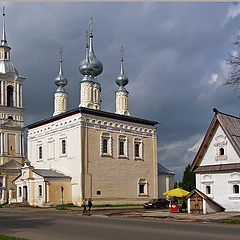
3,2,240,180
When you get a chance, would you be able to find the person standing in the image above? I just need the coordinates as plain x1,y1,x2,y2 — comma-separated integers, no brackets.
87,198,92,214
82,198,87,214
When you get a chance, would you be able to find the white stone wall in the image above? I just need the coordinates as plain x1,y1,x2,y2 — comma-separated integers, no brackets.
158,174,174,198
28,113,82,204
201,125,240,166
196,172,240,211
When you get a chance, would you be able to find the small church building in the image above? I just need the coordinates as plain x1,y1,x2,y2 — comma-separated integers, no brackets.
9,17,159,205
190,108,240,212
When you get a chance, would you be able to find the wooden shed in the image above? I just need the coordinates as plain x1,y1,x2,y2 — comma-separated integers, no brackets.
186,189,225,214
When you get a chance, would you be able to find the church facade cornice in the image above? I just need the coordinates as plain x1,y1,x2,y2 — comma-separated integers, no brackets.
27,112,157,140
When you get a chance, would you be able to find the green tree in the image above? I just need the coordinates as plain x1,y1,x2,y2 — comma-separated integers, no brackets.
181,164,195,192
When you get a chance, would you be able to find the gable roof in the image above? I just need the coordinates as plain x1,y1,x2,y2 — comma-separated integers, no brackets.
33,169,71,179
190,108,240,172
0,159,23,169
158,163,175,175
186,188,225,211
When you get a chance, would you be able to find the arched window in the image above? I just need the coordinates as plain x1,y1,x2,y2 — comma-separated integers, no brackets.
119,141,124,155
138,178,148,195
8,116,13,120
233,185,239,194
102,139,108,154
7,85,14,107
62,140,66,154
219,148,224,156
39,146,42,159
135,143,140,157
206,185,211,194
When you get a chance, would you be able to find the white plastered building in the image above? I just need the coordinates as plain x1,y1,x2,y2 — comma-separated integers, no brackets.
191,108,240,212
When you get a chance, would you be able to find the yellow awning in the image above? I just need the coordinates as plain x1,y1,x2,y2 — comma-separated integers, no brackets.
163,188,190,197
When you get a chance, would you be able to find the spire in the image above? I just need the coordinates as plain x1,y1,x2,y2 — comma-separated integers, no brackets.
115,46,130,116
116,46,129,92
87,17,103,77
53,47,68,116
55,47,67,92
1,5,7,46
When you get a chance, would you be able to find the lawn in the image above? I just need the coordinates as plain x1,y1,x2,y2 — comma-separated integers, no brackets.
0,235,28,240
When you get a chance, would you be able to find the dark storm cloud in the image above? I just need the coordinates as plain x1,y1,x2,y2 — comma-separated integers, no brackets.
4,2,240,179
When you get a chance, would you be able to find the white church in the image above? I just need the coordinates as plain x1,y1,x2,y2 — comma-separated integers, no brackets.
0,10,164,206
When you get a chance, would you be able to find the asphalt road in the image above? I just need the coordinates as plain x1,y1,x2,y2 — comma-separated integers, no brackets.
0,209,240,240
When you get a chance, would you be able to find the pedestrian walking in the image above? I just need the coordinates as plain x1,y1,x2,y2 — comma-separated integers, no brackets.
82,198,87,214
87,198,92,214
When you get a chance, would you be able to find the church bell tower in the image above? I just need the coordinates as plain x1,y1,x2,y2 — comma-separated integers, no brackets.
0,6,25,166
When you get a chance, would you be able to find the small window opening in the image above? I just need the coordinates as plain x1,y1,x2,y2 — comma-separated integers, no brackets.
206,186,211,194
5,52,7,59
139,184,144,194
102,139,108,153
119,141,124,155
219,148,224,156
39,146,42,159
7,85,14,107
233,185,239,194
97,190,101,195
19,187,22,197
62,140,66,154
10,146,13,150
8,116,13,120
135,143,140,157
38,185,42,197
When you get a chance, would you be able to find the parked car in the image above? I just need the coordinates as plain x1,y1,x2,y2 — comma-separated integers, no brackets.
143,198,169,209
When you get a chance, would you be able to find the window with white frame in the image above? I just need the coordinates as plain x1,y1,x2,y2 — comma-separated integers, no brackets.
118,135,127,157
138,178,148,196
134,138,143,159
101,133,112,155
19,187,22,197
214,135,227,161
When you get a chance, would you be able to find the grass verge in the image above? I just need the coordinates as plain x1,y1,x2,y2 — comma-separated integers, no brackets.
0,234,29,240
225,219,240,224
56,203,79,210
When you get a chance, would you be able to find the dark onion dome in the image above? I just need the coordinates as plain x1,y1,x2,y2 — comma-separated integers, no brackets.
79,43,94,77
88,33,103,77
116,57,128,90
55,59,67,88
